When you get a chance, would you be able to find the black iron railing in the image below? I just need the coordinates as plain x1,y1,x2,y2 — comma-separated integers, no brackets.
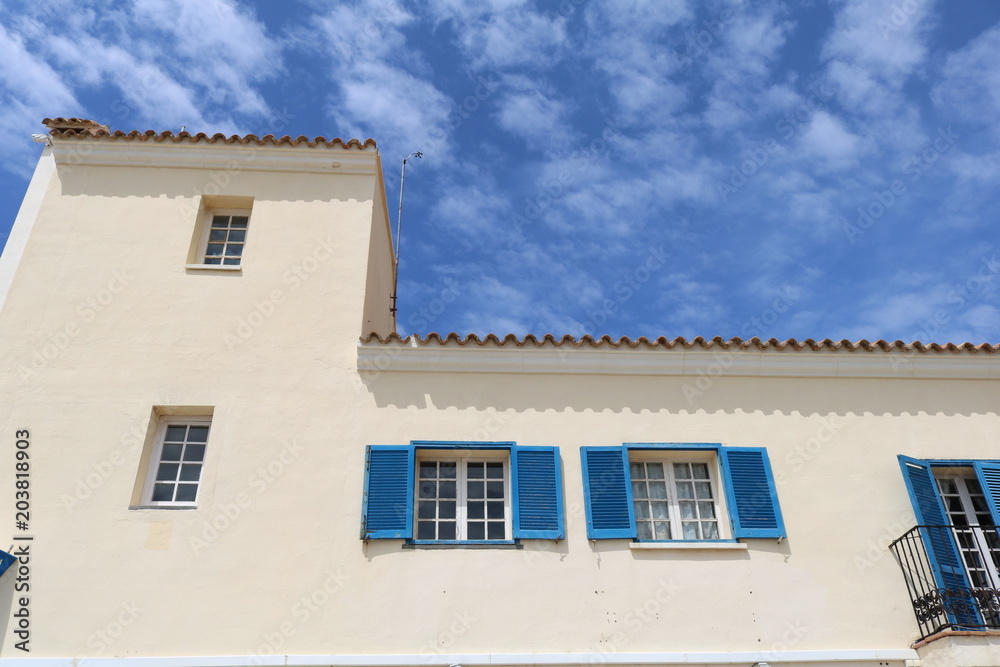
889,524,1000,640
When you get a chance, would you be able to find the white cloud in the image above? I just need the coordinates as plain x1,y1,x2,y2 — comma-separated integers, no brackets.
798,111,861,170
931,23,1000,136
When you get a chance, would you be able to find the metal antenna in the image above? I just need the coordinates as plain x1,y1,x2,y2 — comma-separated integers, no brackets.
391,151,423,318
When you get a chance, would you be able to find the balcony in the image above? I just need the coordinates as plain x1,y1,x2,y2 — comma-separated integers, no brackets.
890,524,1000,641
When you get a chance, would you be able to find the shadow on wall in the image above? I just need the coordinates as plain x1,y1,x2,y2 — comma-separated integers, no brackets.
358,369,999,418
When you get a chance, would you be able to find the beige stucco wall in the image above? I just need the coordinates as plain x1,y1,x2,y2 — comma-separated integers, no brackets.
0,142,996,661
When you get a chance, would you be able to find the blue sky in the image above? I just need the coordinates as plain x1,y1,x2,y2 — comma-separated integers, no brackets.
2,0,1000,344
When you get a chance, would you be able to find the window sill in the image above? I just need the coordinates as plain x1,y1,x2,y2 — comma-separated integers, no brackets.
403,540,522,549
629,541,747,550
185,264,242,272
128,505,197,511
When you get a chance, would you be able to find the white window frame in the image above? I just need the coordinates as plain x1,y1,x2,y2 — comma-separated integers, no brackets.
413,450,511,542
187,208,250,270
627,450,731,541
933,467,1000,590
141,416,212,507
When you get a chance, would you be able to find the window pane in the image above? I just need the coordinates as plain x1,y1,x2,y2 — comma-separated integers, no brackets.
635,502,650,519
418,481,436,498
467,481,484,498
438,522,456,540
179,464,202,482
161,444,183,461
468,523,485,540
632,481,647,499
227,229,246,243
419,462,437,479
630,462,644,477
654,521,671,540
439,481,456,498
468,502,485,519
487,522,505,540
156,463,179,481
698,501,716,519
486,481,504,498
226,244,244,257
651,501,669,519
175,484,198,502
152,483,174,502
676,481,694,500
209,229,227,242
673,463,691,479
691,463,709,479
695,482,712,499
203,257,222,265
223,257,241,266
439,501,456,519
682,522,700,539
486,462,503,478
165,426,187,442
211,216,229,227
636,522,653,540
703,522,720,539
487,501,504,519
648,481,668,499
417,521,436,539
680,500,696,520
206,244,224,256
184,444,206,462
230,217,249,227
467,463,484,479
418,502,436,519
439,462,456,478
187,426,209,443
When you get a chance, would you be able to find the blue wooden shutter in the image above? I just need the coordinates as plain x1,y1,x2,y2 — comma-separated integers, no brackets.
361,445,413,539
512,446,564,539
898,455,980,626
719,447,785,539
974,461,1000,527
581,447,635,539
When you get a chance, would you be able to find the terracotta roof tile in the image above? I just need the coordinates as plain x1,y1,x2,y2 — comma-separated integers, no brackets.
360,332,1000,354
42,118,376,149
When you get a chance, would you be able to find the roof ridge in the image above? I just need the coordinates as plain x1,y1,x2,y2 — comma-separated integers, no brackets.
357,333,1000,353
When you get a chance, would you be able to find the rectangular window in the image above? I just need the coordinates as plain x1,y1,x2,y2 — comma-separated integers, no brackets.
581,444,784,541
630,458,721,541
202,212,248,266
362,443,563,542
142,417,210,506
416,455,509,541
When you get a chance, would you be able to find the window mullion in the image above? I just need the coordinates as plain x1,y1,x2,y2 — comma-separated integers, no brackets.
456,460,467,540
665,462,681,538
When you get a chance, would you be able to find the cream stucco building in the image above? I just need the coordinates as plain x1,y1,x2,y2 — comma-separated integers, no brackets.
0,118,998,667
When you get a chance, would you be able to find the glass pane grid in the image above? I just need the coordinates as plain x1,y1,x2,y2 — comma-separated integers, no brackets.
152,423,207,503
415,458,507,541
632,462,672,541
204,215,246,266
416,461,458,540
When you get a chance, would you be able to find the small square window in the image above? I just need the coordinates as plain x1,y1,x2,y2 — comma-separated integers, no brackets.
414,452,510,541
200,212,249,266
627,451,725,542
142,417,211,506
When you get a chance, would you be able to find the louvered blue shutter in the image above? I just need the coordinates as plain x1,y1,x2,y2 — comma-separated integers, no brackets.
581,447,635,539
512,446,564,539
361,445,413,539
719,447,785,539
974,461,1000,527
898,456,980,626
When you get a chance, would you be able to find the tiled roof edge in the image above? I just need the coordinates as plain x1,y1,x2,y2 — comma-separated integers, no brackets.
359,332,1000,353
42,119,376,149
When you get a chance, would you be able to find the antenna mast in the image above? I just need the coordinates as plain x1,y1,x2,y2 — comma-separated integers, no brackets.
391,151,423,318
